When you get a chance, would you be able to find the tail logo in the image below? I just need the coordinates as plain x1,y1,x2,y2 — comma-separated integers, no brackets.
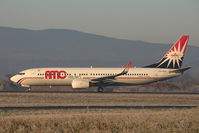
158,40,187,68
145,35,189,69
156,35,189,69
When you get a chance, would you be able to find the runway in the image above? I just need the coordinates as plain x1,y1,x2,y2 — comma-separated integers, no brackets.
0,91,199,95
0,105,197,110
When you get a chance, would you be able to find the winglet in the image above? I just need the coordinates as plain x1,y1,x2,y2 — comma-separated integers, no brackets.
122,61,132,74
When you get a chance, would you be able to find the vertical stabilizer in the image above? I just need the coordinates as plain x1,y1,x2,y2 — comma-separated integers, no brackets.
145,35,189,69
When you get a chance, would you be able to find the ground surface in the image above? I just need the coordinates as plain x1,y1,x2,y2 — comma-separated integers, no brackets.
0,92,199,133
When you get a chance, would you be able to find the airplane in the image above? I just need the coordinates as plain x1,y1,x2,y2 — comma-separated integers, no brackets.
10,35,190,92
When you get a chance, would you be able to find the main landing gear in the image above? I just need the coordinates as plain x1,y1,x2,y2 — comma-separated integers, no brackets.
97,87,104,93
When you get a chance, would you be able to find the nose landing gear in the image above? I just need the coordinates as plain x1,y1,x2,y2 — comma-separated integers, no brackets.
97,87,104,93
26,86,32,92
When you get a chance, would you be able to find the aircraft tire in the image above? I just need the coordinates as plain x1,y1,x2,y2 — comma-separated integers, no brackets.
97,87,104,93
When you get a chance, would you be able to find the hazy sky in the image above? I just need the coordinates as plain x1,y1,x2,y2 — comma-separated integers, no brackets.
0,0,198,46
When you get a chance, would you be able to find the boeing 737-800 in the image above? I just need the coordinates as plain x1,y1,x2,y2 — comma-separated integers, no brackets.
10,35,190,92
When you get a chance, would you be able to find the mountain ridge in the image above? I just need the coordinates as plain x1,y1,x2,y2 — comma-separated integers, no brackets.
0,26,198,79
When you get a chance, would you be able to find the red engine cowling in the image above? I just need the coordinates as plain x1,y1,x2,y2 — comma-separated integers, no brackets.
72,79,90,88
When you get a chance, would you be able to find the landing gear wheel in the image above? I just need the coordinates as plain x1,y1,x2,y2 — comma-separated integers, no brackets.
97,87,104,93
26,86,31,92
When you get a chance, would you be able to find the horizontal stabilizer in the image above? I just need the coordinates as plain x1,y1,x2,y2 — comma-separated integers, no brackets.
171,67,191,73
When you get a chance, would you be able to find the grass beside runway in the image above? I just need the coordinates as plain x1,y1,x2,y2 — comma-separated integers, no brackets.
0,108,199,133
0,93,199,132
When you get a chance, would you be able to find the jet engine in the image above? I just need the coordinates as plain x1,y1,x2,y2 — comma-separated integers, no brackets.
72,79,90,88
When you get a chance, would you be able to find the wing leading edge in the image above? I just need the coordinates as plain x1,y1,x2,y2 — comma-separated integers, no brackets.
91,61,132,82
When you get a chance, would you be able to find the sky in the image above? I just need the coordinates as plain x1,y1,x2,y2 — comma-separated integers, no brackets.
0,0,198,46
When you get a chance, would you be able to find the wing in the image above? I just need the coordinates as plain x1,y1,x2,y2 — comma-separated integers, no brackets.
91,61,132,82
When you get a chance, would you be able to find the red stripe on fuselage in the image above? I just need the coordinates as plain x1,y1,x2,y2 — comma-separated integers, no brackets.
18,77,44,85
18,76,162,85
83,77,161,80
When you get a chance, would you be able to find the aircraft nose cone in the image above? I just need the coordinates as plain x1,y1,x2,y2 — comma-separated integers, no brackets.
10,75,18,84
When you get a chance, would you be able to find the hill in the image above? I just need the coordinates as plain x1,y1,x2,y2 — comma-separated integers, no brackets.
0,27,198,79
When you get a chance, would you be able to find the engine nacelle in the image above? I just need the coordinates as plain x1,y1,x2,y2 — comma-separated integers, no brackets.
72,79,90,89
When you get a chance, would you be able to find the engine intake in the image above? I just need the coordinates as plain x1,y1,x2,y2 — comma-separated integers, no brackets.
72,79,90,88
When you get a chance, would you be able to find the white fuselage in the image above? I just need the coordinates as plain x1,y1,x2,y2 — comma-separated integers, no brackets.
10,35,189,90
10,67,181,88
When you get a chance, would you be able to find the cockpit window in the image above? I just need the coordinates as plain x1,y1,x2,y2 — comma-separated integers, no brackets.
18,73,25,75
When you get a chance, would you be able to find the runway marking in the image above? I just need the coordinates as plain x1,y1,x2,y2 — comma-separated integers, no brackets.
1,91,199,95
0,106,197,110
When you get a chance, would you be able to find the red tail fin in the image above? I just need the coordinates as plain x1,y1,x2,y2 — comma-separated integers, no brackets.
145,35,189,69
164,35,189,58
